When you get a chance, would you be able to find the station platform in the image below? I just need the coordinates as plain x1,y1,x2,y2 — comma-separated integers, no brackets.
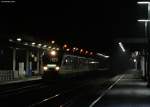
0,76,42,85
92,70,150,107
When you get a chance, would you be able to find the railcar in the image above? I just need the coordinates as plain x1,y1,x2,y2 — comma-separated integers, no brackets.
42,48,100,80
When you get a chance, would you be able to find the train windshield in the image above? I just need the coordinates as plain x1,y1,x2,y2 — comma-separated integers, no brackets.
42,50,61,65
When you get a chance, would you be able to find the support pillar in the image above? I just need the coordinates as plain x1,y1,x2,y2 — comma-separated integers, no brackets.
13,48,18,79
13,48,16,72
37,50,40,75
147,3,150,87
40,52,43,74
26,50,29,76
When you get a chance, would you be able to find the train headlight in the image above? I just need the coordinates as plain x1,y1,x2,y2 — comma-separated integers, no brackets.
43,66,48,71
55,66,60,71
50,50,56,56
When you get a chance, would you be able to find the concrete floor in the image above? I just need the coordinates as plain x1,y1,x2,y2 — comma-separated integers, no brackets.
93,73,150,107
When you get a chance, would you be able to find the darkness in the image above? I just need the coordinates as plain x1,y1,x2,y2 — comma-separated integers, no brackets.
0,0,145,55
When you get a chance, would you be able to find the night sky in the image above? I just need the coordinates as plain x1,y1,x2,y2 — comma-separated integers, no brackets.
0,0,146,55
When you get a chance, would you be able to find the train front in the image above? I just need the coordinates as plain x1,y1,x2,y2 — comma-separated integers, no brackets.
42,49,62,79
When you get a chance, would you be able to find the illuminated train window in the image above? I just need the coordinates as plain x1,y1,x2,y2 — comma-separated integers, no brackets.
50,58,58,62
63,56,73,65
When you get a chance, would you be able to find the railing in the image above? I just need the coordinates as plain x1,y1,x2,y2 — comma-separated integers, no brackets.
0,70,14,81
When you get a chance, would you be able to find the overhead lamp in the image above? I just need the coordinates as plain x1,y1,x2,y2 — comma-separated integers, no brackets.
43,45,47,48
76,48,79,51
48,46,51,49
96,53,110,58
38,44,42,47
9,38,13,42
80,49,83,53
24,42,28,46
17,38,22,42
51,40,55,44
133,59,137,63
118,42,126,52
137,19,150,22
137,1,150,4
63,44,67,48
52,47,56,50
66,48,70,51
85,51,88,54
32,42,36,45
90,52,93,55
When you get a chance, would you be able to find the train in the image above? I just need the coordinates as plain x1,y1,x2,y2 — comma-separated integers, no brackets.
42,46,109,80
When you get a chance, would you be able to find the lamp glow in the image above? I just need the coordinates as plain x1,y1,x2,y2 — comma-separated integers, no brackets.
133,59,137,63
43,45,47,48
50,50,56,56
32,42,36,45
51,40,55,44
38,44,42,47
137,1,150,4
138,19,150,22
17,38,22,42
43,66,48,71
119,42,126,52
96,53,110,58
55,66,60,71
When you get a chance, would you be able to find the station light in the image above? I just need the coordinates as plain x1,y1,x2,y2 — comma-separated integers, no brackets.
43,66,48,71
85,51,88,54
1,1,16,3
137,19,150,22
73,47,76,52
17,38,22,42
56,48,59,50
38,44,42,47
63,44,67,48
135,51,139,56
137,1,150,4
96,53,110,58
76,48,79,51
90,52,93,55
32,42,36,45
118,42,126,52
51,40,55,44
133,59,136,62
55,66,60,71
43,45,47,48
52,47,56,50
9,38,13,42
31,54,35,58
24,42,28,46
66,48,70,51
89,61,99,64
48,46,51,49
80,49,83,53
